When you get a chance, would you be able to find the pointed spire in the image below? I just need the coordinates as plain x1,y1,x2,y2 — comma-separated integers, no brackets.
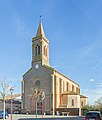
36,19,45,37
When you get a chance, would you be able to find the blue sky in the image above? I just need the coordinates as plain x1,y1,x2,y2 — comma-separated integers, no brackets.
0,0,102,105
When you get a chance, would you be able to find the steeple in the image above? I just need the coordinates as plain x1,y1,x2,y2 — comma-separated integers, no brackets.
32,19,50,67
36,20,45,37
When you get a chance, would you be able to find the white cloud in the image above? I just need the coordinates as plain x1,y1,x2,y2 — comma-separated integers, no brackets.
97,83,102,88
89,78,95,82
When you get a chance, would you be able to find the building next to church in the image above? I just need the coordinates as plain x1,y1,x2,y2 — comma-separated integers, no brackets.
22,20,88,116
0,94,21,114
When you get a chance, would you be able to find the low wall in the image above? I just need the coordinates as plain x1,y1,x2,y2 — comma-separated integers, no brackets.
56,108,80,116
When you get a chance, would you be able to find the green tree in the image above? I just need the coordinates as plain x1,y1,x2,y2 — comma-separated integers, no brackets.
82,104,92,115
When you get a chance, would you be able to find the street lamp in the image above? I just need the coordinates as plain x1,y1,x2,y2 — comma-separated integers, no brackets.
9,86,14,120
41,91,45,118
35,90,38,118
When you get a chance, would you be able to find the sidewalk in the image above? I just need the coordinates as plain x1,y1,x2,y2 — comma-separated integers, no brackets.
6,114,83,120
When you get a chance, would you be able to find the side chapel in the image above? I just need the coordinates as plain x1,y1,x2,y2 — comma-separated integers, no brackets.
22,20,87,115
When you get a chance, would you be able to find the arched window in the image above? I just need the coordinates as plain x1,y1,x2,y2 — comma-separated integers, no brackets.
66,82,69,91
81,102,83,107
44,46,46,55
72,85,74,92
44,46,47,56
35,45,40,56
35,46,37,56
72,99,74,107
38,46,40,55
46,47,47,56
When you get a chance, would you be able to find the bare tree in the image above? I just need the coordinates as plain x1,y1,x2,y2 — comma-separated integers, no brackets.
0,80,10,120
94,97,102,111
95,97,102,105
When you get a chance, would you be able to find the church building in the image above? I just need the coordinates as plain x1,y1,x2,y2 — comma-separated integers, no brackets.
22,20,87,116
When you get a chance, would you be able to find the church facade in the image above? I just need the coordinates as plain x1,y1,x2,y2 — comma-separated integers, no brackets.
22,20,87,115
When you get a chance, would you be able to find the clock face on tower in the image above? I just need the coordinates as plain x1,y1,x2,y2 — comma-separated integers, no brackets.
35,64,39,69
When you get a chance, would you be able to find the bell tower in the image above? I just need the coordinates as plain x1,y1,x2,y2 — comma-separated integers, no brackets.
32,20,50,67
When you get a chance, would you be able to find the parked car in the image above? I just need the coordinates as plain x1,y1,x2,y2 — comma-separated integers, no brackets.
84,111,102,120
0,110,9,119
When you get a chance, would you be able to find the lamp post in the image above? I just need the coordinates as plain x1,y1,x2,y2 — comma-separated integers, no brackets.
9,86,14,120
35,90,38,118
41,91,45,118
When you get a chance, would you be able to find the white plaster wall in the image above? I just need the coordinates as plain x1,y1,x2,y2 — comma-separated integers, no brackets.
68,95,80,108
56,76,60,108
80,97,88,107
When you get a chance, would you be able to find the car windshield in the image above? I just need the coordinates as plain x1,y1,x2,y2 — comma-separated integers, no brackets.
86,112,100,118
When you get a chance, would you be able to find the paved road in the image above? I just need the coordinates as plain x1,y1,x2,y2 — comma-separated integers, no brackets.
6,114,84,120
